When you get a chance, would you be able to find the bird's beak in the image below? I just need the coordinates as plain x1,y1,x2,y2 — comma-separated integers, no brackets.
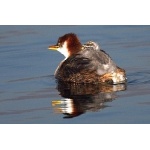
48,45,59,50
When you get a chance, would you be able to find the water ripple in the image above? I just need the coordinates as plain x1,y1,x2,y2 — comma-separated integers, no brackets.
7,75,54,83
0,107,50,116
127,70,150,85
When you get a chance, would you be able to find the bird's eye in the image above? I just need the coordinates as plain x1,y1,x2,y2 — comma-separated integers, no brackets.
58,43,62,47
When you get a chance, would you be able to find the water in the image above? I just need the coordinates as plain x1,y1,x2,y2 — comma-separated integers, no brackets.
0,25,150,124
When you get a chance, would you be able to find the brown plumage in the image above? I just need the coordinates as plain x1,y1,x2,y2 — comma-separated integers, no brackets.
57,33,82,55
48,33,127,84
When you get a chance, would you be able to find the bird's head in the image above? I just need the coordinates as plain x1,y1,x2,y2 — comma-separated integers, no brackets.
48,33,82,58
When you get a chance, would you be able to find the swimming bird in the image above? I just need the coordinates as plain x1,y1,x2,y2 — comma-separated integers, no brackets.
48,33,126,84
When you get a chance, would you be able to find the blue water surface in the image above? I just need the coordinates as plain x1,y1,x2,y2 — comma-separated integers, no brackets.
0,25,150,123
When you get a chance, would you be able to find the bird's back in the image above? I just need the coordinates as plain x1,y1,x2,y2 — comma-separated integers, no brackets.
55,41,119,84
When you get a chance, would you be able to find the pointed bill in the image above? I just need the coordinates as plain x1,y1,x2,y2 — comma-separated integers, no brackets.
48,45,59,50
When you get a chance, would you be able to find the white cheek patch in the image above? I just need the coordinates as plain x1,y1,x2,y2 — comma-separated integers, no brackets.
57,41,69,58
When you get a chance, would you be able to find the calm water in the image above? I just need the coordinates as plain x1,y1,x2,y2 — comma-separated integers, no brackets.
0,25,150,124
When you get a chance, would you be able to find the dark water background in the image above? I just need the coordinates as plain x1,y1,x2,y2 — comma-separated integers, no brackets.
0,25,150,124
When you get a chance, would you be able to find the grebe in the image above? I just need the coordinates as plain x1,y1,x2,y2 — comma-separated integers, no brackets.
48,33,126,84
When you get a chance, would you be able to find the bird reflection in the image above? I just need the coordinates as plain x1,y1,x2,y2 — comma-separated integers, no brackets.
52,82,126,118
